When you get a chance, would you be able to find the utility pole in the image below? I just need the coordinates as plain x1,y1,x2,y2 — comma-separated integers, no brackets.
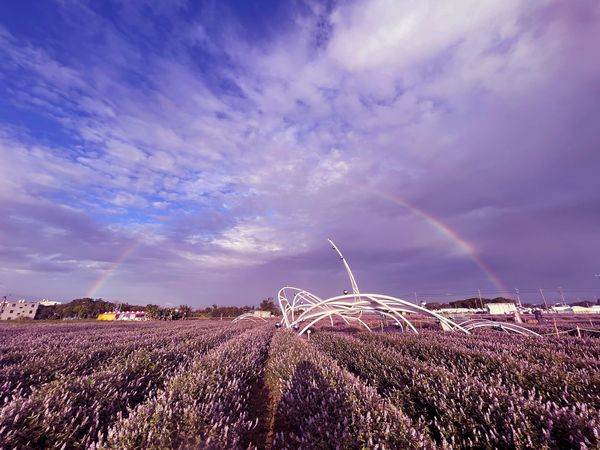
557,287,566,306
477,288,484,311
514,288,522,308
414,292,418,304
539,288,549,311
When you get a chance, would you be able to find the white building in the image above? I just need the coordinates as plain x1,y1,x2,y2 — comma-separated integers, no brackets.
437,307,483,315
0,300,39,320
486,302,517,315
570,305,600,314
39,299,62,306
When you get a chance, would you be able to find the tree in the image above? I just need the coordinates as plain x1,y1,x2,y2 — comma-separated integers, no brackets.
35,305,59,320
33,298,116,320
73,304,88,319
144,304,162,319
178,304,193,319
259,297,279,316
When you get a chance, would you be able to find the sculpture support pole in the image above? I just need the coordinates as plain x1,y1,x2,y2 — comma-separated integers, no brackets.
328,239,360,298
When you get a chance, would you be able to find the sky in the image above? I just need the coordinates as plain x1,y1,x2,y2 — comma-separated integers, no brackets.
0,0,599,306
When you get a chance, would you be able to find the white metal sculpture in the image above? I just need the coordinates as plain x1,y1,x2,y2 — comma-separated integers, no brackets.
457,318,541,337
278,240,471,336
232,312,268,323
277,240,540,337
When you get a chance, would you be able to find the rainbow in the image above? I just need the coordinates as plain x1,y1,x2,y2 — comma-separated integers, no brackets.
85,240,138,298
369,189,509,296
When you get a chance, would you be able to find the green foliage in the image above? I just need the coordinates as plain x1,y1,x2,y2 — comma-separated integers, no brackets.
427,297,516,310
35,298,116,320
259,297,280,316
33,299,274,321
196,304,254,318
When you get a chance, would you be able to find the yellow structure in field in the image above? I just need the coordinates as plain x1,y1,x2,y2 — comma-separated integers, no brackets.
97,311,149,321
97,312,117,321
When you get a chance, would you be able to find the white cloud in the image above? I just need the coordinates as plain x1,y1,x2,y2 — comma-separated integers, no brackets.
212,224,284,254
111,192,150,208
327,0,534,72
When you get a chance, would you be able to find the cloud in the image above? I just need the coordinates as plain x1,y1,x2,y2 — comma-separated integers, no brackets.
327,0,529,71
0,0,598,304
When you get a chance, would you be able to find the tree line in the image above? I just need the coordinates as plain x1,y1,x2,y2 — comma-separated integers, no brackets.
426,297,600,310
34,297,280,320
426,297,517,310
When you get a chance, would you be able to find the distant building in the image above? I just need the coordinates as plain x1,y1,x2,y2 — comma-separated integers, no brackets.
253,310,273,318
486,303,517,315
437,307,482,315
39,299,62,306
570,305,600,314
0,300,39,320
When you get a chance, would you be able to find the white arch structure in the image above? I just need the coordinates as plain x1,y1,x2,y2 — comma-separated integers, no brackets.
278,240,540,337
457,319,541,337
232,312,268,324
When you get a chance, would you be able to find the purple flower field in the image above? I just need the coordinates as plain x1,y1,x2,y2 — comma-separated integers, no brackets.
0,321,598,449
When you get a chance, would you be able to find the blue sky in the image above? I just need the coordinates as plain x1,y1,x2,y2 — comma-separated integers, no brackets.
0,0,599,306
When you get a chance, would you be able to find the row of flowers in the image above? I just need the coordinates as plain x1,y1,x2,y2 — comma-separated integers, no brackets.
313,332,600,449
0,323,245,449
354,331,600,407
265,330,432,449
0,320,219,366
0,321,226,405
96,325,275,450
